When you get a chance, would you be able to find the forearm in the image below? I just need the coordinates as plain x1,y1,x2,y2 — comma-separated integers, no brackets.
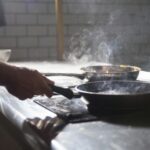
0,62,54,100
0,62,16,85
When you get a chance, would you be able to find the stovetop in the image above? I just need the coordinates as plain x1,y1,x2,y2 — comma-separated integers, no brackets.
34,75,101,123
34,75,141,123
34,95,100,123
34,74,150,123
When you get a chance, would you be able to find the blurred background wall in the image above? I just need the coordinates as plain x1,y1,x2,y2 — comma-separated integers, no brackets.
0,0,150,70
0,0,57,61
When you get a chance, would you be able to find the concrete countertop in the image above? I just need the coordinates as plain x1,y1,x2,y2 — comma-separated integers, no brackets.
1,61,150,150
52,110,150,150
10,61,83,74
10,61,150,82
0,86,57,150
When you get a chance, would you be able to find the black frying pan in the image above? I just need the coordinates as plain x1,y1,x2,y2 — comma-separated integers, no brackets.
52,80,150,112
52,85,74,99
75,80,150,111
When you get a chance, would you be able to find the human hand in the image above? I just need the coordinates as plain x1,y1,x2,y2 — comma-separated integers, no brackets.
5,67,54,100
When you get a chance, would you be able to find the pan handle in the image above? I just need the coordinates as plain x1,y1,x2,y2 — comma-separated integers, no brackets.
52,85,74,99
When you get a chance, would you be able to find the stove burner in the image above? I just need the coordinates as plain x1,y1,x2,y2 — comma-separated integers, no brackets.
34,96,100,123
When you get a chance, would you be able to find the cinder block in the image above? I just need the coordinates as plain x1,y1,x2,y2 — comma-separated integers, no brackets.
47,2,55,14
62,4,69,14
28,48,56,61
64,0,97,3
102,25,141,35
18,37,38,48
16,14,37,25
28,48,49,59
39,36,56,47
6,26,26,36
27,26,47,36
4,2,26,13
68,25,86,36
27,3,48,14
5,14,16,25
64,15,78,25
10,48,28,61
35,0,52,2
0,28,5,37
0,37,16,48
38,14,56,25
48,26,56,35
67,3,89,14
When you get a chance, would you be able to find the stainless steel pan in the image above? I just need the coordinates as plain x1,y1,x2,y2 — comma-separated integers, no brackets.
81,64,141,81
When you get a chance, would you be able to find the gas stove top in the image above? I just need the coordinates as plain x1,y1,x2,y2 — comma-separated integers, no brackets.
34,75,101,123
34,95,100,123
34,74,141,123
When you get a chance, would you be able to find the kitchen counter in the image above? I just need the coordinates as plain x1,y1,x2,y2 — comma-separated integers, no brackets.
52,110,150,150
1,87,150,150
10,61,150,82
0,86,57,150
1,61,150,150
10,61,83,74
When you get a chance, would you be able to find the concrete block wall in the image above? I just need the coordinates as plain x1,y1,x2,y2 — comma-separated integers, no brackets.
0,0,57,61
0,0,150,70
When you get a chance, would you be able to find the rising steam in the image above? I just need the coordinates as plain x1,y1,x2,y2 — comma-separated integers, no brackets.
64,27,119,65
63,2,146,68
63,7,123,65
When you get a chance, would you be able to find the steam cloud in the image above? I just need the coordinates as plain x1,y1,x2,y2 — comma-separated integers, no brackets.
64,7,123,65
64,26,120,65
63,2,147,68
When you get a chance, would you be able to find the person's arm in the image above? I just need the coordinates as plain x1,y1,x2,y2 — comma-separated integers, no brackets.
0,62,15,85
0,62,54,100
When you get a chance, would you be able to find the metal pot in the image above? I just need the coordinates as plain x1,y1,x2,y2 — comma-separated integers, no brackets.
81,64,141,81
75,80,150,113
52,80,150,113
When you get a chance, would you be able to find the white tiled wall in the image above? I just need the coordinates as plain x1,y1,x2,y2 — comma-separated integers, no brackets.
0,0,150,70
